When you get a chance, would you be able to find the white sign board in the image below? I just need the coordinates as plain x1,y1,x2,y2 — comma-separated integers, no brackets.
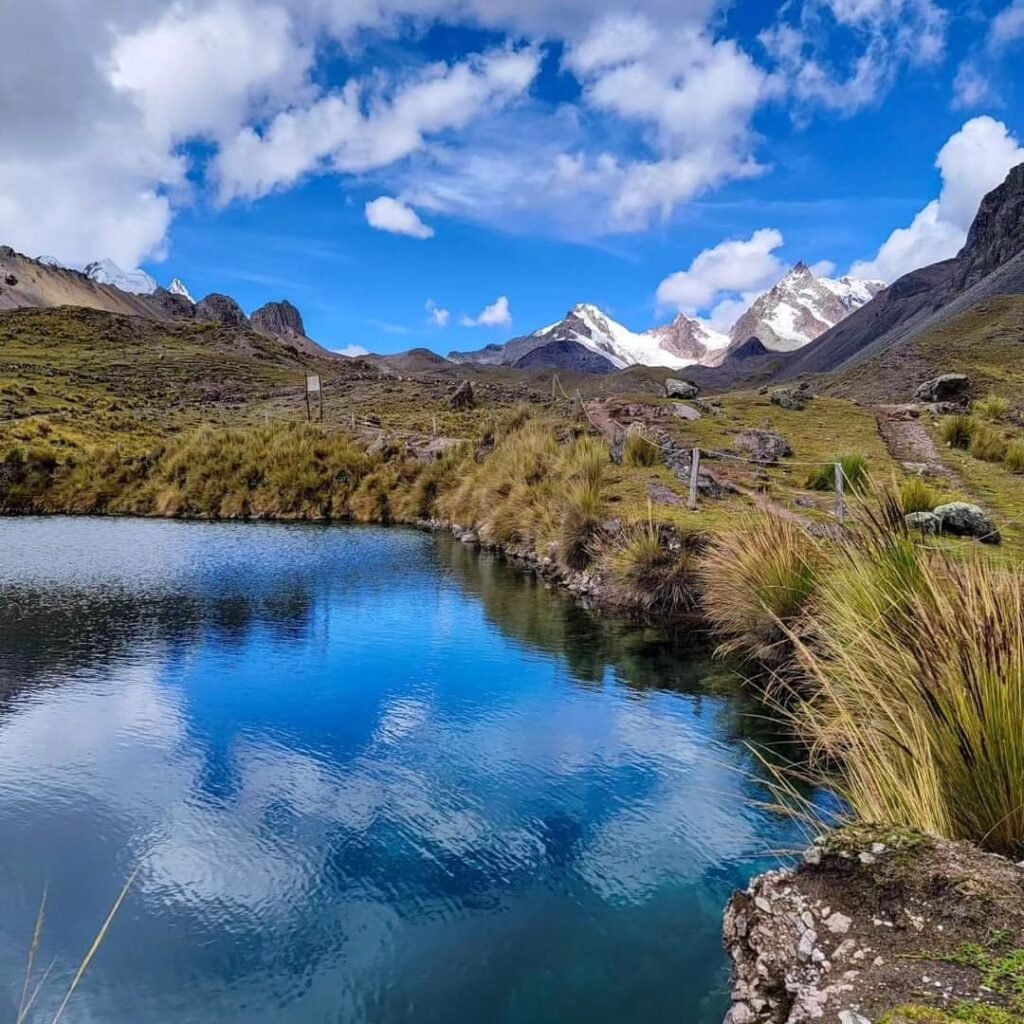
306,375,322,393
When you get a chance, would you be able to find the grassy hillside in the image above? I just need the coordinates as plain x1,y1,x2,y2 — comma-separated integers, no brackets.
830,294,1024,403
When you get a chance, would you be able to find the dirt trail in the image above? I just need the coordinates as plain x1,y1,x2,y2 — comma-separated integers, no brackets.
874,405,955,478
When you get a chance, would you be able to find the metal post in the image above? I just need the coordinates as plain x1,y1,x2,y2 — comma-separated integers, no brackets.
432,415,438,437
319,386,324,423
350,412,356,430
835,462,846,526
688,448,701,510
305,389,311,423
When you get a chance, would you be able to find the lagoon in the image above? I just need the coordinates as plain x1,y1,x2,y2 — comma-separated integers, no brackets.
0,518,799,1024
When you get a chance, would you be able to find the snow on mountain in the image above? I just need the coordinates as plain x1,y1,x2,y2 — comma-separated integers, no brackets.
727,262,884,354
84,258,158,295
646,313,730,365
531,304,706,370
168,277,195,303
36,255,65,268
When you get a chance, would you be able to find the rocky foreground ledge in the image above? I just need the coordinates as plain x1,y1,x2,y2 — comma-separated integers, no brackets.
723,827,1024,1024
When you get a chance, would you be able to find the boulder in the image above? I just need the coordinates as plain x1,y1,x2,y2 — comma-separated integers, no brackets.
667,402,701,421
4,273,17,287
736,429,793,463
914,373,970,404
904,511,940,535
933,502,1000,544
770,387,811,411
448,380,475,410
665,378,700,399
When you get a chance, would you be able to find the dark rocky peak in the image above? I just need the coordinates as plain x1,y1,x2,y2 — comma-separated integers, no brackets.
251,300,306,339
786,261,813,281
954,162,1024,292
195,293,249,328
727,337,772,361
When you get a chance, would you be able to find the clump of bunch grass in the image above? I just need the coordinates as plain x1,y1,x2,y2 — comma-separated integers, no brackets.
974,392,1011,423
699,514,823,666
1006,441,1024,474
805,454,869,493
899,474,940,514
623,426,660,467
773,502,1024,858
970,425,1008,463
605,506,701,613
557,435,609,570
941,415,975,450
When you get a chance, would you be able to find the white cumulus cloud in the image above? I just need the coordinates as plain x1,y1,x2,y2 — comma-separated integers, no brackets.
365,196,434,238
425,299,450,326
215,47,540,203
336,343,370,357
656,228,786,315
461,295,512,328
851,116,1024,282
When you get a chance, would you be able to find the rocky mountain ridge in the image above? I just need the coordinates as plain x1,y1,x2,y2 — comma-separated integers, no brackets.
0,247,335,359
450,266,882,374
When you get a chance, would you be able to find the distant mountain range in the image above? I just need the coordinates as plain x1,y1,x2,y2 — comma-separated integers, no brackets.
449,265,884,374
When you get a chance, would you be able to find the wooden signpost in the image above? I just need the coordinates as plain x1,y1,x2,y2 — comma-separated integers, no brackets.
305,375,323,422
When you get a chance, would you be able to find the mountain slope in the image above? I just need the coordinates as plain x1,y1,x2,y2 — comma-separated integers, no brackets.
777,161,1024,381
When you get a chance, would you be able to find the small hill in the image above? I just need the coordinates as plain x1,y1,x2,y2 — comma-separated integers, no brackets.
378,347,455,374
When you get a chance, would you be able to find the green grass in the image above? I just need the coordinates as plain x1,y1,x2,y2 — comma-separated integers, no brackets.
900,475,941,514
1006,442,1024,474
805,453,870,493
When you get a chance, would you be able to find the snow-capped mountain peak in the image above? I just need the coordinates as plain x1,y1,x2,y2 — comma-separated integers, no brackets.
168,277,195,303
84,258,158,296
535,303,704,370
727,263,884,354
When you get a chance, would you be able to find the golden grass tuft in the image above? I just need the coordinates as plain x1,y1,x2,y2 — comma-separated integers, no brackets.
623,426,660,467
785,547,1024,857
940,415,975,450
1006,441,1024,475
699,514,823,666
605,510,701,613
970,425,1009,463
974,392,1012,423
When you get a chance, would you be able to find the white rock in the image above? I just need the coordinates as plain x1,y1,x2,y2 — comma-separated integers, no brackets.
825,912,853,935
838,1012,872,1024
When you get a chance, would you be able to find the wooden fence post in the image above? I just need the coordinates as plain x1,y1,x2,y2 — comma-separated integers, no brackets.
688,448,701,510
835,462,846,526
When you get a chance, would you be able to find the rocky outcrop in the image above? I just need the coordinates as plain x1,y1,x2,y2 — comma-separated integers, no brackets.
513,338,616,373
195,293,250,328
953,162,1024,292
914,374,970,404
723,827,1024,1024
251,300,306,340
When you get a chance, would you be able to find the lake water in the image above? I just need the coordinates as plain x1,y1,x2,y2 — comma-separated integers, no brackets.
0,518,801,1024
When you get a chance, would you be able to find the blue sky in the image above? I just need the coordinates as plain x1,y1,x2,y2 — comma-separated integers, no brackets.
3,0,1024,354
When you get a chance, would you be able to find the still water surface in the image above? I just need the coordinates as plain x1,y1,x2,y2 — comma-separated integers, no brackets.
0,518,800,1024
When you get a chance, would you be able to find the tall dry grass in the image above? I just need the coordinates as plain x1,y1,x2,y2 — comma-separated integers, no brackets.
787,549,1024,856
699,515,824,666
